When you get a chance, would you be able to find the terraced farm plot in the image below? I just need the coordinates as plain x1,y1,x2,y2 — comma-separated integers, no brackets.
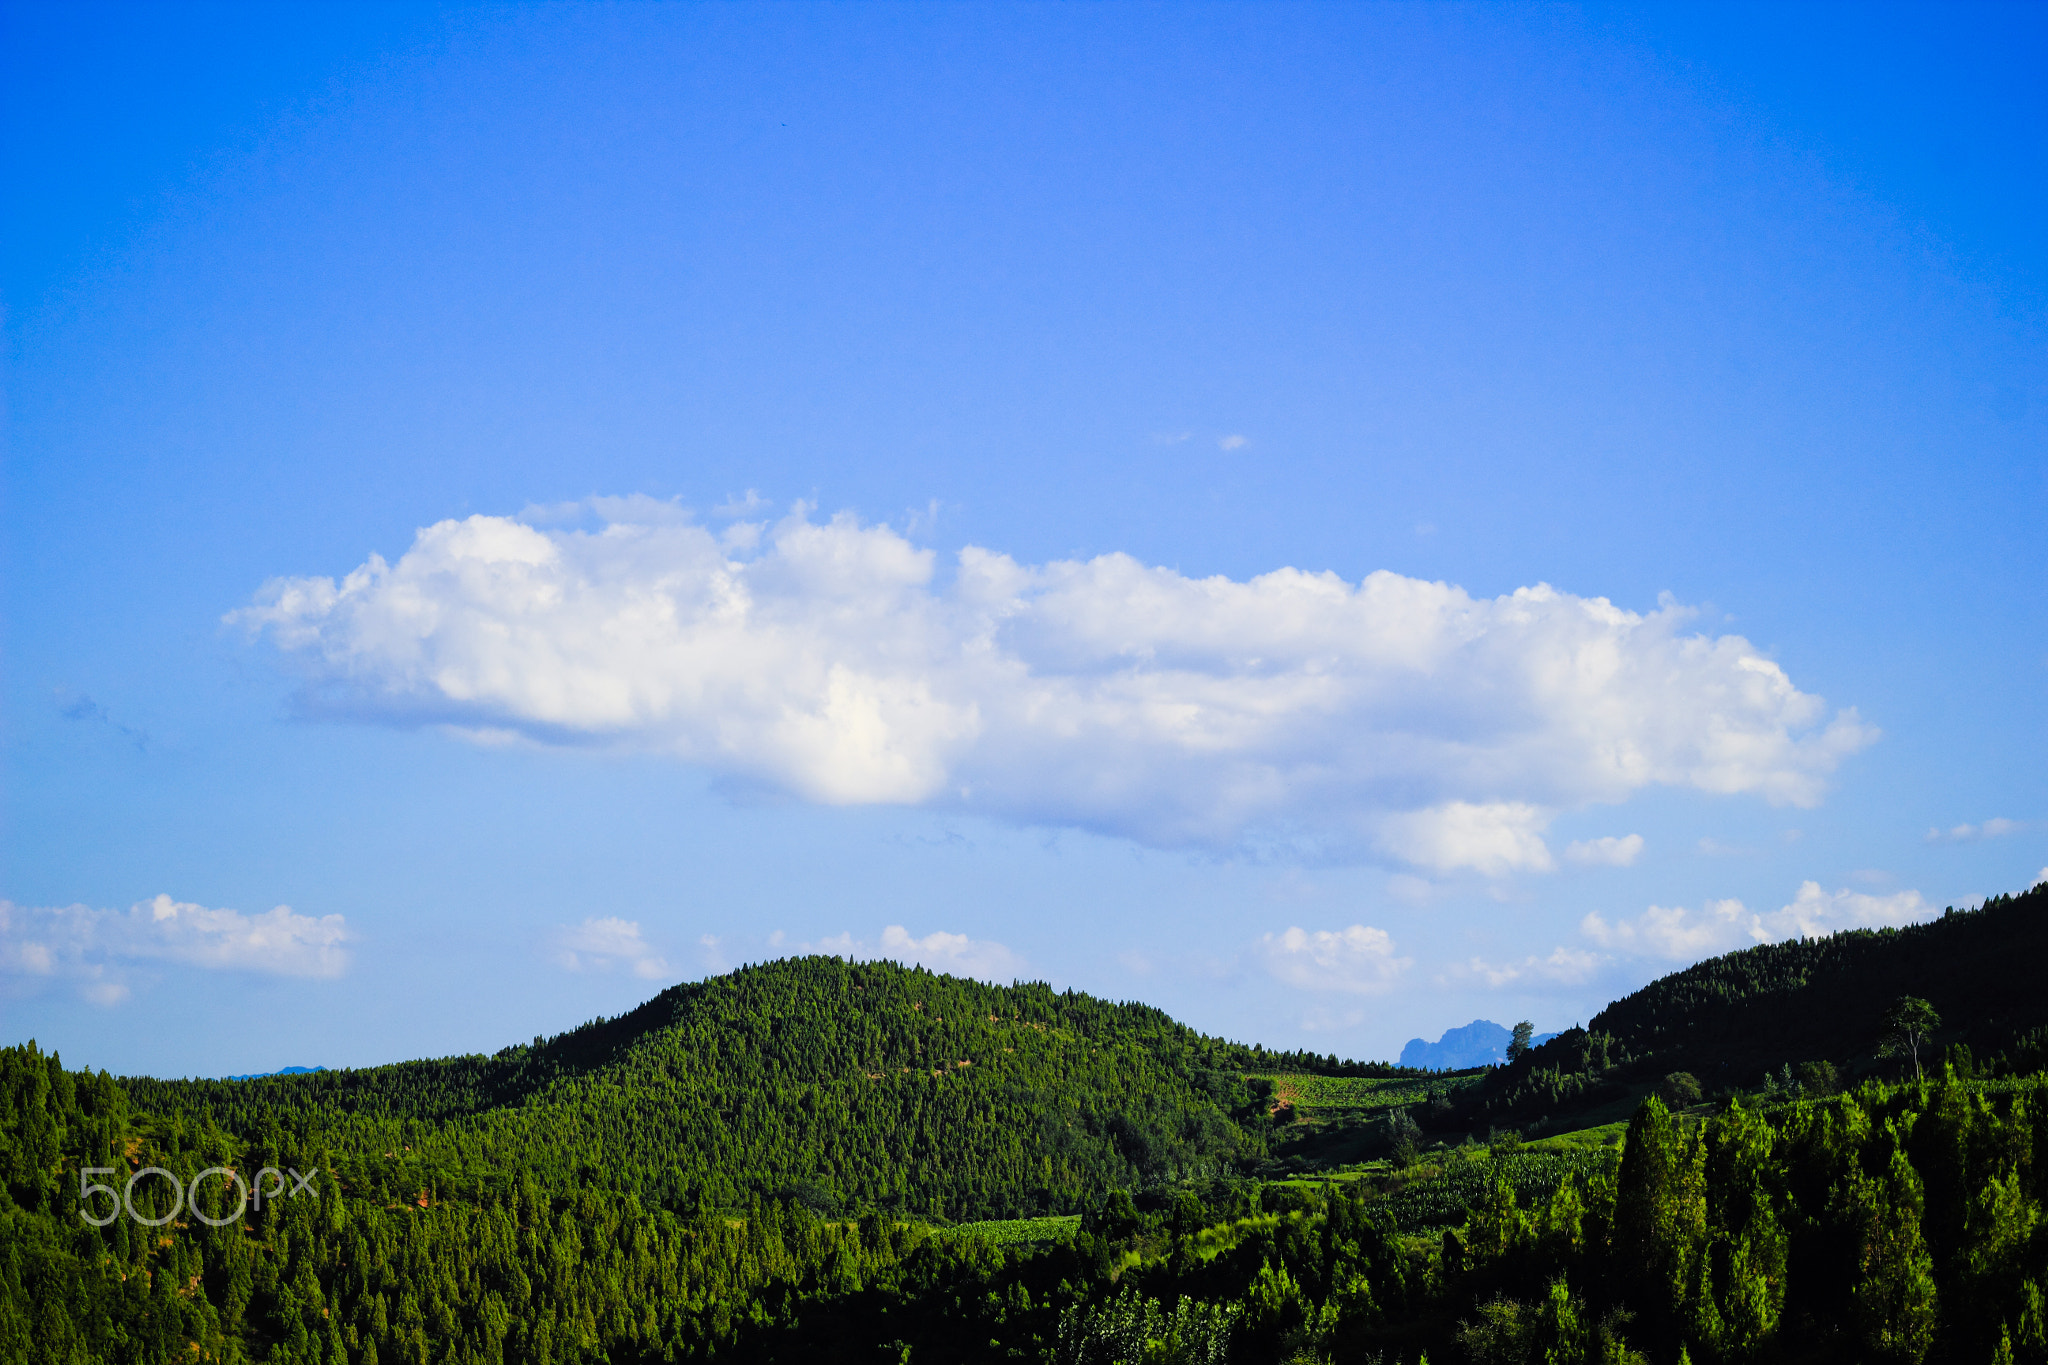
1247,1071,1485,1114
1379,1148,1616,1231
948,1215,1082,1247
1265,1162,1389,1191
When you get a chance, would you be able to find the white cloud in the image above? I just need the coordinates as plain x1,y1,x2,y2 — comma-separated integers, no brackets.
797,925,1023,982
552,917,671,979
713,489,770,518
805,931,857,956
1565,833,1644,867
1261,924,1412,994
124,894,349,974
1926,817,2032,844
879,926,1023,980
1768,882,1930,938
232,503,1875,865
698,933,727,973
1581,880,1932,961
1296,1004,1369,1032
1377,802,1557,875
1218,434,1248,450
1455,946,1604,989
1580,898,1751,958
0,895,349,1005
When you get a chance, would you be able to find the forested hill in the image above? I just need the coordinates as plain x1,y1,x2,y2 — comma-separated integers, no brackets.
11,890,2048,1363
1588,879,2048,1081
121,956,1400,1220
1458,879,2048,1132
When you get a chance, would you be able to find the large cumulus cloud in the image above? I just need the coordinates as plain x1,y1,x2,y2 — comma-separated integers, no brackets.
231,502,1873,867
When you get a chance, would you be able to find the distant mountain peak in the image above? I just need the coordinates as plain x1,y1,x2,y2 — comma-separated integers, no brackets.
1399,1020,1558,1070
225,1065,326,1081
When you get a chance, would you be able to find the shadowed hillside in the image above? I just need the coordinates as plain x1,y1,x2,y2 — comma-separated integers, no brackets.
1589,881,2048,1078
1456,879,2048,1133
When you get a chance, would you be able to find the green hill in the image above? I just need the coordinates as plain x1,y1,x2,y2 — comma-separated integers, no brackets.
1456,879,2048,1133
8,881,2048,1365
1588,880,2048,1074
123,956,1338,1220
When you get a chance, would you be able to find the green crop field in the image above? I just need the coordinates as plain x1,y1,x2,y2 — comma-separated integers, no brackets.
1247,1071,1485,1111
1264,1162,1388,1192
948,1214,1083,1246
1378,1147,1617,1231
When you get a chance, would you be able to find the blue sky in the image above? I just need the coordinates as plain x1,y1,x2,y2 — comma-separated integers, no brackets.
4,1,2043,1078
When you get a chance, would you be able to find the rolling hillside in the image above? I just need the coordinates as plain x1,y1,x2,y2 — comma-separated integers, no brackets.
1588,880,2048,1076
1456,878,2048,1132
8,880,2048,1363
124,956,1369,1219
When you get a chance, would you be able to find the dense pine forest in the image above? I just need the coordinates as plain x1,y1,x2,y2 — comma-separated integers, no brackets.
120,960,1380,1219
4,880,2046,1364
1448,883,2048,1137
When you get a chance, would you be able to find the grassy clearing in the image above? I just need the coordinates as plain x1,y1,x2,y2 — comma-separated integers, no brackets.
1266,1162,1389,1191
1525,1120,1628,1152
948,1214,1082,1246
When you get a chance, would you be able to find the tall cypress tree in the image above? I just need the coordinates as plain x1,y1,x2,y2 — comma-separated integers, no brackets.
1612,1096,1682,1310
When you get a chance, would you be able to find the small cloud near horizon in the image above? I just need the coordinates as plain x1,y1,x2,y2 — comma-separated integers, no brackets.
799,926,1024,983
1,894,350,1005
714,489,770,518
1565,834,1644,867
1448,946,1604,990
1260,924,1411,994
551,917,671,979
1581,880,1931,960
1926,817,2033,844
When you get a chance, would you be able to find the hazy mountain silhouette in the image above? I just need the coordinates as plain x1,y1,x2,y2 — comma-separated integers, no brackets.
224,1065,326,1081
1399,1019,1557,1069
